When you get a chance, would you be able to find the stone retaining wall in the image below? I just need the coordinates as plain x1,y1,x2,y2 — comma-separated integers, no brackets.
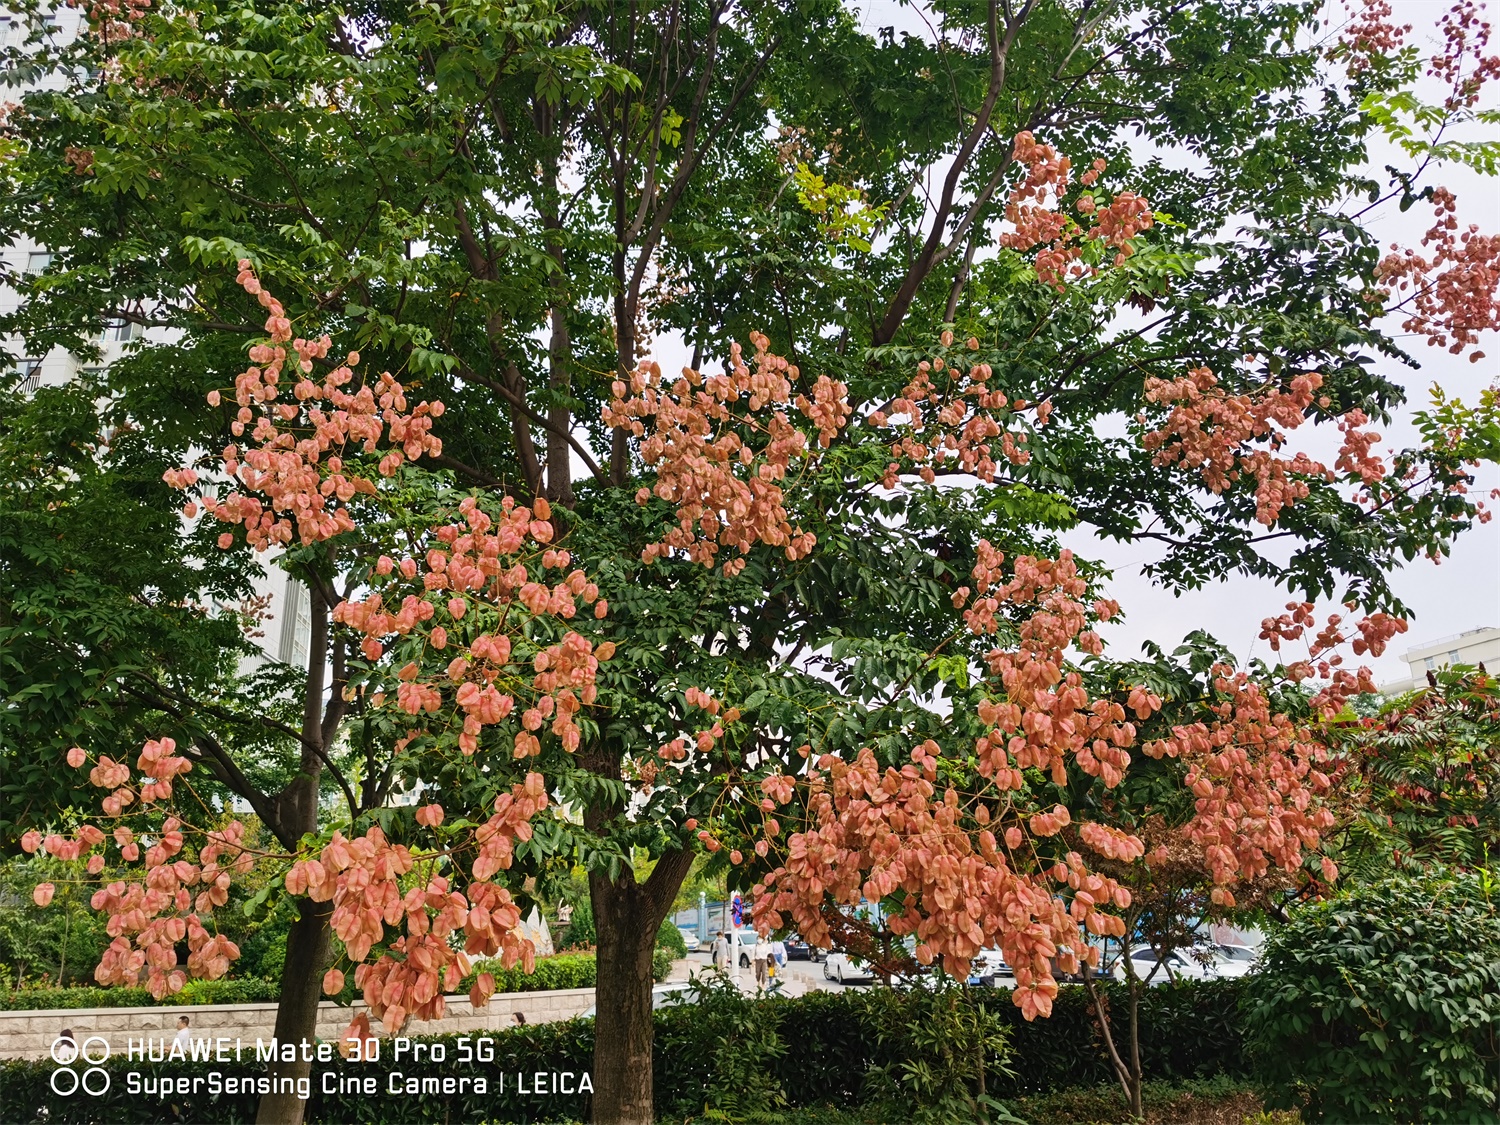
0,988,594,1061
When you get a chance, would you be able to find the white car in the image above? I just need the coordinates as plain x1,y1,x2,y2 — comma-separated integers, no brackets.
822,951,876,984
1115,943,1249,985
968,948,1016,987
1213,942,1260,969
678,926,702,951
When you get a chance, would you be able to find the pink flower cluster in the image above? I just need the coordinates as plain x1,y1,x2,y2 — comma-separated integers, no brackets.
751,548,1159,1021
1142,366,1389,525
604,332,847,574
867,335,1045,488
999,132,1153,289
332,494,611,758
1377,188,1499,360
303,776,548,1035
1258,601,1407,713
1143,667,1340,903
1336,0,1410,72
24,788,253,998
166,262,444,551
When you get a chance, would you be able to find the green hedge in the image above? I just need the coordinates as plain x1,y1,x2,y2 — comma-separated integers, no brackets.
1244,872,1500,1122
463,952,597,996
3,955,599,1014
764,978,1248,1103
0,979,1249,1123
0,978,281,1011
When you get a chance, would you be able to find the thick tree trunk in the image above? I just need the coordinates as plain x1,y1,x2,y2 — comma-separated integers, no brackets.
255,898,334,1125
590,884,659,1125
588,850,695,1124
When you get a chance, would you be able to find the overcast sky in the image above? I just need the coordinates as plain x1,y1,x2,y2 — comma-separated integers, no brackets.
842,0,1500,681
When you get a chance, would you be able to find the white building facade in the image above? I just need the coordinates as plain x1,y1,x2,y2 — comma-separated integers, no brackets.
1380,627,1500,695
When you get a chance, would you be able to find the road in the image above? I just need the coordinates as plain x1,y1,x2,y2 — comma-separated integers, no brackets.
670,949,866,997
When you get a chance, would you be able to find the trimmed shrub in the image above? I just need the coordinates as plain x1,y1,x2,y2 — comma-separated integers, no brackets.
0,978,1251,1123
1244,871,1500,1123
0,978,280,1011
774,978,1249,1103
484,952,597,994
652,947,673,983
656,916,688,958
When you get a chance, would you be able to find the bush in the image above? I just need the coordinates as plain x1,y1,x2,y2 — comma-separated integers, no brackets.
1244,870,1500,1123
560,898,594,948
652,947,674,982
0,978,1252,1123
655,977,787,1121
656,916,688,958
0,977,280,1011
774,978,1249,1104
458,952,597,996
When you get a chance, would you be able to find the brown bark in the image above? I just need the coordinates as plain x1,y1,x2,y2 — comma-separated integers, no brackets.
256,583,338,1125
255,897,335,1124
539,118,575,509
588,849,695,1124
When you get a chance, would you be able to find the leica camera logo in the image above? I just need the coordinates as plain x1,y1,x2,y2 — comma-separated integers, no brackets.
50,1034,112,1096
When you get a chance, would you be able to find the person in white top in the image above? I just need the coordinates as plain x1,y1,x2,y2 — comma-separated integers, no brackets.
174,1015,191,1050
752,937,772,987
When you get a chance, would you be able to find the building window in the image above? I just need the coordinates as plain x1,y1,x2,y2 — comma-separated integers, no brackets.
10,358,42,396
278,580,313,668
1449,650,1460,664
1425,657,1436,670
105,317,140,342
25,251,52,275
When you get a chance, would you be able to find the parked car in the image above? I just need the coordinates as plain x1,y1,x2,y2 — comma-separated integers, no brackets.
783,933,821,961
822,951,876,984
677,925,702,951
578,981,695,1018
1114,943,1249,985
1213,942,1260,968
968,948,1016,987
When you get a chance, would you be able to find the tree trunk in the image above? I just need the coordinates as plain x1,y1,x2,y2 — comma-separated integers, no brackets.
588,849,695,1124
1126,977,1143,1119
255,898,334,1125
258,583,335,1125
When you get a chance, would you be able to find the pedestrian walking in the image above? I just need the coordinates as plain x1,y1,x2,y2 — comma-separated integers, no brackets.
175,1015,191,1050
753,936,771,988
711,930,729,971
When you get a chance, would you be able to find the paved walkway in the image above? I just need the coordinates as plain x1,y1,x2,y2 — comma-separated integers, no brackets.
669,951,866,999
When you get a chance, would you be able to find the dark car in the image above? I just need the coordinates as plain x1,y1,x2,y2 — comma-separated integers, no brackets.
783,933,821,961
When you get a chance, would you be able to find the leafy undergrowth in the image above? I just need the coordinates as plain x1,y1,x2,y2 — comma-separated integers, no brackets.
665,1078,1302,1125
1009,1078,1299,1125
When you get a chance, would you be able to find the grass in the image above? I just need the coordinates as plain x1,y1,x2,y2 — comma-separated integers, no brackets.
1007,1077,1300,1125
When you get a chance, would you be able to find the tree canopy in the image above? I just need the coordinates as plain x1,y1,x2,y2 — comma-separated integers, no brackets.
2,1,1499,1122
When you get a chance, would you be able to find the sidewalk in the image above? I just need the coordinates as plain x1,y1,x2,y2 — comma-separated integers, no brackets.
669,951,842,999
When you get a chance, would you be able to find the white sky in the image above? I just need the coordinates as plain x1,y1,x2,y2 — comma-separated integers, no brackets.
630,0,1496,682
850,0,1500,680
